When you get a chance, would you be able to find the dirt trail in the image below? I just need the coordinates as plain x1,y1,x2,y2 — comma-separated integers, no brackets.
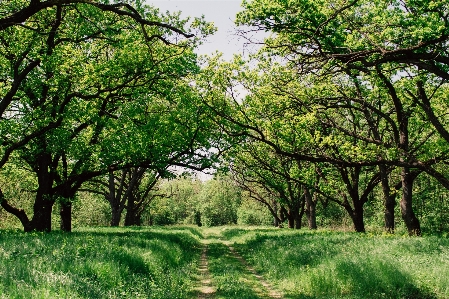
197,244,216,299
194,229,283,299
227,245,283,299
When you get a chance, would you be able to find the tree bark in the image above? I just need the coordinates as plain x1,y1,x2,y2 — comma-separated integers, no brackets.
287,206,295,229
347,202,365,233
379,164,395,233
60,201,72,232
400,167,421,236
295,199,305,229
124,195,140,226
304,188,317,230
29,152,55,232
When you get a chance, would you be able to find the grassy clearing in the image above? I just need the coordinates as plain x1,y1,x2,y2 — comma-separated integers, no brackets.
220,227,449,299
0,226,202,299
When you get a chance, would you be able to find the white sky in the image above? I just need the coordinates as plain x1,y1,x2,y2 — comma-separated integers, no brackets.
148,1,261,180
148,0,260,59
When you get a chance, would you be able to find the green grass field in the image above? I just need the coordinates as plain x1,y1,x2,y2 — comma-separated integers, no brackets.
0,227,202,299
220,227,449,299
0,226,448,299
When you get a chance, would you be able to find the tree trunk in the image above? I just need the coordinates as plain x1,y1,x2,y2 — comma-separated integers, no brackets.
304,188,317,230
295,199,305,229
287,207,295,229
294,211,302,229
346,202,365,233
379,164,395,233
29,152,54,232
110,204,122,226
273,202,280,227
400,167,421,236
60,201,72,232
30,198,54,232
124,195,137,226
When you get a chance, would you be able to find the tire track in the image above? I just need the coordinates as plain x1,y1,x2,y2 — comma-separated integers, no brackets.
227,245,283,299
197,245,216,299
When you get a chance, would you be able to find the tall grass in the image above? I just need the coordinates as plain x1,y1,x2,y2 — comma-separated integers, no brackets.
0,226,202,299
223,227,449,299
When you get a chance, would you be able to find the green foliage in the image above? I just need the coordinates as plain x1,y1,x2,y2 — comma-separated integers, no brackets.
237,198,272,226
150,175,242,227
71,192,111,228
197,177,241,227
150,176,202,226
0,162,36,229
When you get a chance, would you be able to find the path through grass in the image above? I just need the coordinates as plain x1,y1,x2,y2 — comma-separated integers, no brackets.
1,226,448,298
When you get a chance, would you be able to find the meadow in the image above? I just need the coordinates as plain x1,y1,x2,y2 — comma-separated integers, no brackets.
0,227,202,299
0,226,448,299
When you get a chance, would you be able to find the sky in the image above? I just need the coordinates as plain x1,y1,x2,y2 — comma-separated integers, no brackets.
147,1,260,180
147,0,257,60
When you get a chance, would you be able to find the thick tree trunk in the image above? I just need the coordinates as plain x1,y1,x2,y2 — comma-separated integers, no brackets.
110,205,122,226
287,207,295,229
29,152,54,232
379,165,395,233
273,202,280,227
280,206,287,224
400,167,421,236
304,188,317,230
124,195,140,226
109,169,122,227
60,201,72,232
294,212,302,229
295,199,305,229
346,202,365,233
30,198,54,232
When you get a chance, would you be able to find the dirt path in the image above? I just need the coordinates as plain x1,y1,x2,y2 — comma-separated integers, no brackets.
197,244,216,299
227,245,283,299
196,237,283,299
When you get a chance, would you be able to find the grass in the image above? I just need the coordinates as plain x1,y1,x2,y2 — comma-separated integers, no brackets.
206,241,273,299
220,227,449,299
0,226,202,299
1,226,449,299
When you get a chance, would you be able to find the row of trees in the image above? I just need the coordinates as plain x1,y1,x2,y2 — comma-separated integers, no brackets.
1,0,449,236
0,0,222,231
196,0,449,236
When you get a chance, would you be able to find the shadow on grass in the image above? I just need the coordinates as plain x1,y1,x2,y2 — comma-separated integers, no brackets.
332,260,438,299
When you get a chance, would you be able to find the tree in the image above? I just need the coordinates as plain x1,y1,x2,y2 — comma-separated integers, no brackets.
82,167,162,226
228,141,309,229
234,0,449,235
0,1,216,232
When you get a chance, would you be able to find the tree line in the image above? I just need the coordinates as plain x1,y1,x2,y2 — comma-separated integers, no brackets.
1,0,449,236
